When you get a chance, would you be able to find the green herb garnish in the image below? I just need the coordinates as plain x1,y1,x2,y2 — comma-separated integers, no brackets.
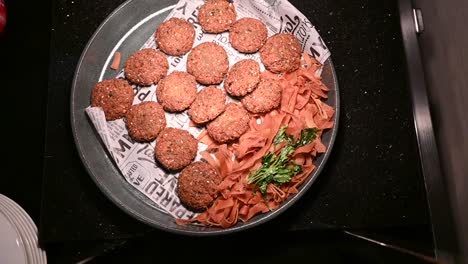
247,126,318,197
273,125,293,145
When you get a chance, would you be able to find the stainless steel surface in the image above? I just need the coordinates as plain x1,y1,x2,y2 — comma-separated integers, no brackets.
399,0,464,262
411,0,468,261
413,8,424,33
344,231,441,264
70,0,339,235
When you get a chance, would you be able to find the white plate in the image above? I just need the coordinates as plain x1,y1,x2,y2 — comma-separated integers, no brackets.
0,204,28,264
0,195,47,264
0,196,46,264
0,198,38,264
5,196,48,264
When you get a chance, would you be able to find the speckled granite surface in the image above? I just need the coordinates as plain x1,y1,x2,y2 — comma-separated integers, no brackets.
41,0,429,242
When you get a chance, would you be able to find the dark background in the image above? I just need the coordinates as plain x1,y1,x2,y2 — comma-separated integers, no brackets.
0,0,49,220
0,0,448,263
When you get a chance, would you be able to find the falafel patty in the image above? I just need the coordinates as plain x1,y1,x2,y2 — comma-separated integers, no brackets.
188,86,226,124
229,18,268,53
224,59,261,97
207,103,250,143
241,78,282,114
125,101,166,142
156,71,197,112
187,42,229,85
124,48,169,86
90,79,134,121
155,128,198,171
155,18,195,56
260,33,302,73
177,161,221,211
198,0,236,33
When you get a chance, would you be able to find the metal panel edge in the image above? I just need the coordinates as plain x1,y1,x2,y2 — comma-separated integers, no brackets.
398,0,460,262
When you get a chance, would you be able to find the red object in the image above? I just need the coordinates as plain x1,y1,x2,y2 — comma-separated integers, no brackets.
0,0,6,33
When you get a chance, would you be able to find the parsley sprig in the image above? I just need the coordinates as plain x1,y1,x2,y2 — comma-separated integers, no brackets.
247,126,318,196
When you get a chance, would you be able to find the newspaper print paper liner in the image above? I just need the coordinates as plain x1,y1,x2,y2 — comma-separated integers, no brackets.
86,0,331,220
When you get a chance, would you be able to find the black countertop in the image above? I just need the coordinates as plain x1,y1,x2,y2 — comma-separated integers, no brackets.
1,0,436,263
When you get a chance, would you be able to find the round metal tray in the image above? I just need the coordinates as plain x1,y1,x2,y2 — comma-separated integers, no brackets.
70,0,340,235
